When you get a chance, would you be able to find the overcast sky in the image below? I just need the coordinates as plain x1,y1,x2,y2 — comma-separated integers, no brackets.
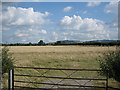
2,2,118,43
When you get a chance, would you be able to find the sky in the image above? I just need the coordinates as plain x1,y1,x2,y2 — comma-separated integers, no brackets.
2,2,118,43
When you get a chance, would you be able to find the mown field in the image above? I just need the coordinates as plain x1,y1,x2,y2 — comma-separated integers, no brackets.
2,46,120,89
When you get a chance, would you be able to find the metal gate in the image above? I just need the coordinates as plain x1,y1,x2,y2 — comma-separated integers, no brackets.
9,66,109,90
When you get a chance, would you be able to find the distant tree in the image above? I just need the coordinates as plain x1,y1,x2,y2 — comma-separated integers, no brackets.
29,42,32,46
38,40,45,46
55,41,62,45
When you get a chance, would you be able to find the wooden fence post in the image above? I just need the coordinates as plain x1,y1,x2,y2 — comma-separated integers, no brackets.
8,69,14,90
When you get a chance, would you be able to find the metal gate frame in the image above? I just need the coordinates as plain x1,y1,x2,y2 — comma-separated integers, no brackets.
8,66,111,90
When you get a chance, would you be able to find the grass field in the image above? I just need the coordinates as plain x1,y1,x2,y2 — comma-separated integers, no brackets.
9,46,115,68
2,46,120,89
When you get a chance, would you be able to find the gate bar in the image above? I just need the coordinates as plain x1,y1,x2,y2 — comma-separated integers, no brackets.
14,66,101,71
14,74,107,80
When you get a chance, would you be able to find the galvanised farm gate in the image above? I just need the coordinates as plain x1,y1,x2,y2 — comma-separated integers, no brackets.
8,66,115,90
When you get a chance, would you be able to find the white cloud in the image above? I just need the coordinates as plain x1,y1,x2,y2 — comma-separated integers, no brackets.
105,2,118,14
104,2,118,37
63,6,72,12
60,15,110,40
29,28,32,31
83,10,87,14
21,39,26,42
15,28,47,37
63,32,69,35
60,16,73,25
62,31,110,41
14,27,49,43
2,6,51,43
41,29,47,34
15,30,29,37
60,15,104,31
64,37,68,40
87,2,101,7
3,27,10,30
52,32,58,41
2,7,50,26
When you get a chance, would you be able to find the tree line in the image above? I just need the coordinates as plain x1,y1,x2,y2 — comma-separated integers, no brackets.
2,40,120,46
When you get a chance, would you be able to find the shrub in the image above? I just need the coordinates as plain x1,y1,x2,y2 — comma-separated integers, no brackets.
2,46,14,74
98,46,120,82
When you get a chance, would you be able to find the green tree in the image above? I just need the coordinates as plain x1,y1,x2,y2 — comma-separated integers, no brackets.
38,40,45,46
2,46,14,74
29,42,32,46
55,41,62,45
98,46,120,82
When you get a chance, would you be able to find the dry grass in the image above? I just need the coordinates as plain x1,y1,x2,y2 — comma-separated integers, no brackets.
9,46,115,68
2,46,120,89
